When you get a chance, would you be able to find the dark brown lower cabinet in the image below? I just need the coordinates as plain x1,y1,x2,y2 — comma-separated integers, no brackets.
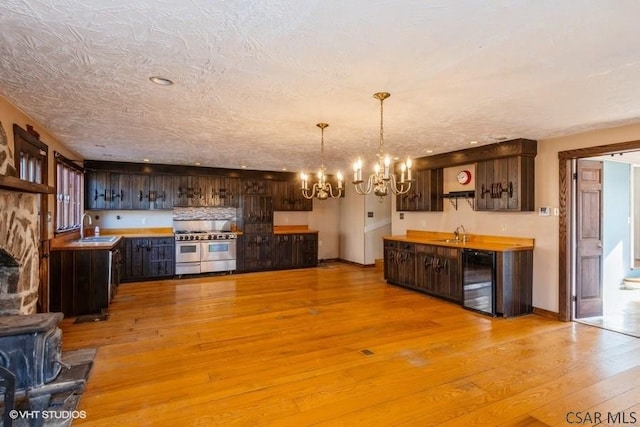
416,244,461,303
237,234,273,272
291,233,318,268
122,237,175,282
496,250,534,317
383,240,416,288
50,241,123,316
273,235,293,269
383,238,533,317
240,232,319,272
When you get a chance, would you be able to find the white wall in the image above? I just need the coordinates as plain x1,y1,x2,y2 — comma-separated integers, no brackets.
85,210,173,230
275,197,341,260
602,161,632,314
339,187,366,264
364,192,391,264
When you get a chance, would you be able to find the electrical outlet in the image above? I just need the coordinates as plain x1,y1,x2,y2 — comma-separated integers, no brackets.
501,223,507,232
141,217,147,225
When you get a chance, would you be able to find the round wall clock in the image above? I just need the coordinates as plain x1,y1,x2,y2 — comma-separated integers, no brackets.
457,170,472,185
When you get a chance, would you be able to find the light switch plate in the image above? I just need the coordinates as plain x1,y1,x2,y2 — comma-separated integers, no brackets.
539,206,551,216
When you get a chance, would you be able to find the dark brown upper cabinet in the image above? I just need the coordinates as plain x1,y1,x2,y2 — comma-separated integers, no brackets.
475,156,535,211
406,138,536,213
396,169,443,212
272,180,313,211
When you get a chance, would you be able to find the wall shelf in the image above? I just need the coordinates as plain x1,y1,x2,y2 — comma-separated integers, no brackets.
441,190,475,210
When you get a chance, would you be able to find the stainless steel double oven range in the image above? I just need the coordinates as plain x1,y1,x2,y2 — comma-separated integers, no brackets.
174,220,237,275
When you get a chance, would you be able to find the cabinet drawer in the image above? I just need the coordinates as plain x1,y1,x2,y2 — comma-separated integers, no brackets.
398,242,415,252
384,240,398,249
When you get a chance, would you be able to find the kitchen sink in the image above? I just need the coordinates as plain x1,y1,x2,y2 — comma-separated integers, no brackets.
73,236,118,243
436,239,465,244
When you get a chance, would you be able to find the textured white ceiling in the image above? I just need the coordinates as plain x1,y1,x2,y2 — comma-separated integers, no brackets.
2,0,640,175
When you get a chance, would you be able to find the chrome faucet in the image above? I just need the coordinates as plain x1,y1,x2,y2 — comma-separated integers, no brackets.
455,225,468,242
80,213,92,239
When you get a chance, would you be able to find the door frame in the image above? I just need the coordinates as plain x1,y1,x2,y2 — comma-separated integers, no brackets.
558,139,640,321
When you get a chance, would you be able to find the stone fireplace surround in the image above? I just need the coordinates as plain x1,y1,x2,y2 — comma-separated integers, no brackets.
0,189,40,316
0,119,42,315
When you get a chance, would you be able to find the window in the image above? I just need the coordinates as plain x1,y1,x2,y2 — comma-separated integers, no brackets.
55,152,83,232
13,124,47,184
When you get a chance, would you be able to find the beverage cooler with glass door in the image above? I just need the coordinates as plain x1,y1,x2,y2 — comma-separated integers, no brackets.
461,249,497,316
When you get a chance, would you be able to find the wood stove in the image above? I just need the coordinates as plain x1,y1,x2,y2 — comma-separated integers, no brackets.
0,313,93,426
0,313,64,391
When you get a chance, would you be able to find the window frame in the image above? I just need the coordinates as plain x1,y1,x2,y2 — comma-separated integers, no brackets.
54,152,84,234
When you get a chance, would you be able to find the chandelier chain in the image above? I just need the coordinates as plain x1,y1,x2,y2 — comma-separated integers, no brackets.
379,95,384,159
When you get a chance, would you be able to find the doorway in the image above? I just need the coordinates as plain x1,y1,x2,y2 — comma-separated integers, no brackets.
570,153,640,337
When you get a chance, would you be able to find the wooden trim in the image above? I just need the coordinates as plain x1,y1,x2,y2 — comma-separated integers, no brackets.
558,158,571,321
0,175,54,194
532,306,560,320
54,151,83,172
558,138,640,160
37,239,50,313
13,123,48,151
338,258,375,268
410,138,537,171
557,138,640,322
83,160,324,181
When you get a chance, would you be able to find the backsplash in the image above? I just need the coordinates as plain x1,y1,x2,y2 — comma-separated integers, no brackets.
172,206,237,221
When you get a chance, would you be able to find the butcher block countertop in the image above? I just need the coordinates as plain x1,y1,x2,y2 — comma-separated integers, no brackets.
51,227,174,251
384,230,534,252
273,225,318,234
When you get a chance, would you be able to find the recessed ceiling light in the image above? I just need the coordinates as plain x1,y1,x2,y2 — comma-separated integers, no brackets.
143,158,150,162
469,140,478,145
241,165,247,169
195,162,201,166
149,76,174,86
426,150,434,153
282,167,287,171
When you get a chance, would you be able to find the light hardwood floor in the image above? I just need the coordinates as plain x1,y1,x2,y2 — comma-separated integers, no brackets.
61,262,640,426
